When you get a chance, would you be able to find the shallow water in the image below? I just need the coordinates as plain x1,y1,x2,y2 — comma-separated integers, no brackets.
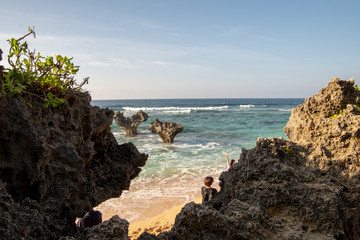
92,98,304,222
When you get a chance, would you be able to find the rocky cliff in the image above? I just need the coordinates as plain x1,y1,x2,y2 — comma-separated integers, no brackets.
139,78,360,240
2,73,360,239
0,90,148,239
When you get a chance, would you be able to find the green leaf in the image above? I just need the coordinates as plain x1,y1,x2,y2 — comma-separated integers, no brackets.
4,28,88,109
23,58,29,66
47,92,53,99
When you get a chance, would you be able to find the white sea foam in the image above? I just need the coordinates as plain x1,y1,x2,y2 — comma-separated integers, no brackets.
163,109,192,114
172,142,220,150
239,104,255,108
123,106,228,113
278,109,291,112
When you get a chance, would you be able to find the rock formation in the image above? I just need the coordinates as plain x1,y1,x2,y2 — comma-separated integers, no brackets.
148,119,183,143
0,91,148,239
284,77,360,178
3,76,360,239
114,110,149,136
138,78,360,240
0,48,3,79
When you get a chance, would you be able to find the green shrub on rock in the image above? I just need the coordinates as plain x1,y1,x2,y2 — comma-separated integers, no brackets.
1,27,88,108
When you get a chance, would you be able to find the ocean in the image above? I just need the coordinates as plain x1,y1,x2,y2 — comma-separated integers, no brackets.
91,98,304,222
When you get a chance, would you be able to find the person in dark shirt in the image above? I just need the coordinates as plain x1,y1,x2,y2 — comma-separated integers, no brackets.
76,210,102,228
201,176,218,203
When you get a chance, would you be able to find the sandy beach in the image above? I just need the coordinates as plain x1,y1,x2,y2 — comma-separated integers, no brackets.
95,173,221,239
95,183,208,239
128,197,202,239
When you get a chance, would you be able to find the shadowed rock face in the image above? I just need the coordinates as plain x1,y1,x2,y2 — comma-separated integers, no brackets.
0,91,148,239
138,79,360,240
148,119,183,143
0,49,3,79
114,110,149,136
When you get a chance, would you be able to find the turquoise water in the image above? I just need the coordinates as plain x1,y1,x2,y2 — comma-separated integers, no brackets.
92,98,303,180
92,98,304,222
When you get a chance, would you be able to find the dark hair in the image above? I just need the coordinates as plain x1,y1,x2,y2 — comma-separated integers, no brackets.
77,210,102,228
230,159,235,167
204,176,214,187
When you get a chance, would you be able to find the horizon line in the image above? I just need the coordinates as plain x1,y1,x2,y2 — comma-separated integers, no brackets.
91,97,306,101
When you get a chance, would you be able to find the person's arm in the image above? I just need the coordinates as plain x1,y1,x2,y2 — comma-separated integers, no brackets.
224,152,230,167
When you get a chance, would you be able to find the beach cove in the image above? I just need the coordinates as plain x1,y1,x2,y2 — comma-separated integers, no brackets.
92,98,304,235
2,74,360,239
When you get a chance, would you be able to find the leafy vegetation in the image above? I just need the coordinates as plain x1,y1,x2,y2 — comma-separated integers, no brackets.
1,27,88,108
329,109,343,119
355,84,360,91
328,84,360,119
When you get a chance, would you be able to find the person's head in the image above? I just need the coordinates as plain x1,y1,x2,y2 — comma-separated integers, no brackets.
83,210,102,228
204,176,214,187
230,159,235,167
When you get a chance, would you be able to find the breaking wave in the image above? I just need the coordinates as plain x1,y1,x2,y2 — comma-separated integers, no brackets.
123,106,228,113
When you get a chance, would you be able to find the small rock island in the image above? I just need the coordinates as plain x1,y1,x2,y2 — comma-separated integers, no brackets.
148,119,184,143
114,110,149,136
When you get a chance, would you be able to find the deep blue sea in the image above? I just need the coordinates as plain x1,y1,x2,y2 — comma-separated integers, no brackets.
92,98,304,222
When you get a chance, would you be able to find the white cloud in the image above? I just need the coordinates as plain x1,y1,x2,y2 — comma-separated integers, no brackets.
89,57,209,72
223,26,285,43
110,58,143,69
88,61,113,67
140,22,178,31
224,26,250,36
146,60,207,72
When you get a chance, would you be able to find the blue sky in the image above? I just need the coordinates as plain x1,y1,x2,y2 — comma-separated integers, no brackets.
1,0,360,99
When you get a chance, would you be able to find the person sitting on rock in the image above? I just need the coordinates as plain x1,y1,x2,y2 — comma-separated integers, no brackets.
224,152,235,169
201,176,218,203
76,209,102,228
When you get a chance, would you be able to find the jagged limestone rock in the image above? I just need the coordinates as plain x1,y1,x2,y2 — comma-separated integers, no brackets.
83,215,130,240
114,110,149,136
284,78,360,177
148,119,183,143
0,92,148,239
0,48,3,80
150,79,360,239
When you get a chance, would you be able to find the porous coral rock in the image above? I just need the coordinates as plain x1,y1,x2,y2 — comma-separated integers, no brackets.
83,215,130,240
284,78,360,177
114,110,149,136
0,91,148,239
150,79,360,240
148,119,183,143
